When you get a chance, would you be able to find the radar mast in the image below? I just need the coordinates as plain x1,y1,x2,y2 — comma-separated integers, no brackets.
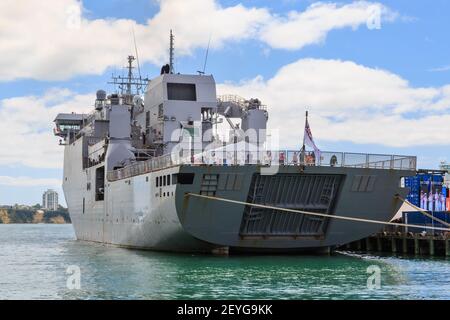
108,55,149,101
169,29,174,74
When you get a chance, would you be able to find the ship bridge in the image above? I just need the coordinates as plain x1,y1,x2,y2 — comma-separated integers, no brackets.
53,113,86,138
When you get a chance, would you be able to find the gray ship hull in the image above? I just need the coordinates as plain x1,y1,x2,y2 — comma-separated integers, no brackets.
64,140,414,254
56,54,416,254
175,165,413,253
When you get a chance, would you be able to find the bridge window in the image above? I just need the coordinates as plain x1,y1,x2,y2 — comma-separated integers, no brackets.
167,83,196,101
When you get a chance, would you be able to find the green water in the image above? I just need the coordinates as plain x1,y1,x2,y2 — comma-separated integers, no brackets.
0,224,448,299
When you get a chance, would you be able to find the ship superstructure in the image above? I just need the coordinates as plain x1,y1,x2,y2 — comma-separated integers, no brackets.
54,33,417,253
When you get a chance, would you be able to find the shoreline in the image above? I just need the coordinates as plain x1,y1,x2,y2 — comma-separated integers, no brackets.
0,208,71,224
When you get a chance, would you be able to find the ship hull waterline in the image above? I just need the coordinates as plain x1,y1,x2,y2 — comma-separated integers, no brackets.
63,157,414,254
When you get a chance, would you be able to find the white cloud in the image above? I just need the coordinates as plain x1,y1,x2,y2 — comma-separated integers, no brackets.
2,59,450,171
3,59,450,171
218,58,450,148
0,0,269,81
0,176,61,187
259,1,394,50
0,89,93,168
0,0,393,81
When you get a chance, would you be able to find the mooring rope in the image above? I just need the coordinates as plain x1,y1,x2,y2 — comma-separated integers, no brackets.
185,193,450,232
394,195,450,228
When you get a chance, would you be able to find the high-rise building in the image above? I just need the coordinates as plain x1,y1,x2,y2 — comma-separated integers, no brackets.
42,189,58,211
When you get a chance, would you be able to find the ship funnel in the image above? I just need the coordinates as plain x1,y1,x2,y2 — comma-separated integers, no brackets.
106,104,135,171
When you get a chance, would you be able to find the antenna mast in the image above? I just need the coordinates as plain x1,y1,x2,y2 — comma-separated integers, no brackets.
302,110,308,151
169,29,174,74
197,35,211,75
126,55,134,95
132,28,142,80
203,35,212,74
108,56,149,99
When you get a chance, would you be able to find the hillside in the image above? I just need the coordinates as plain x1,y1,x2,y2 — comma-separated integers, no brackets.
0,208,71,224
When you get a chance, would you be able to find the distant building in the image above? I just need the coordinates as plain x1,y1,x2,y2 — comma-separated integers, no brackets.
440,162,450,188
42,189,58,211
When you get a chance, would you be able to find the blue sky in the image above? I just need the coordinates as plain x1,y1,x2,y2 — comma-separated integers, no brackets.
1,0,449,206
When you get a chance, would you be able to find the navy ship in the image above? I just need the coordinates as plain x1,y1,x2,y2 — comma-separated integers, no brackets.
54,32,416,253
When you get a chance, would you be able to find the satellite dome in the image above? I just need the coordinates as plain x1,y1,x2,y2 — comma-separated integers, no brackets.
96,90,107,101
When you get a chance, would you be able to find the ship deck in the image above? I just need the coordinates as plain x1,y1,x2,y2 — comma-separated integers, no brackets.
106,149,417,182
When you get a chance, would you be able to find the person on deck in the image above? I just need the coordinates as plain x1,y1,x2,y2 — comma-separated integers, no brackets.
420,191,426,210
428,192,434,211
310,151,316,166
279,152,285,165
292,152,298,165
440,191,446,211
434,191,440,211
330,155,338,167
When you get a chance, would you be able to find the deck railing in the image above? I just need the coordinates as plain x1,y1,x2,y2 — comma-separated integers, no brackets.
106,150,417,182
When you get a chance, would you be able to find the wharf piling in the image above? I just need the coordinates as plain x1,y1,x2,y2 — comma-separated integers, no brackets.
340,232,450,257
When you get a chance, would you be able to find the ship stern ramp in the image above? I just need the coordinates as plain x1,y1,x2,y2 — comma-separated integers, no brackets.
175,165,414,253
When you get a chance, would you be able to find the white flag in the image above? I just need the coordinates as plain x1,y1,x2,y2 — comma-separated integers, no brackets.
303,118,321,158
